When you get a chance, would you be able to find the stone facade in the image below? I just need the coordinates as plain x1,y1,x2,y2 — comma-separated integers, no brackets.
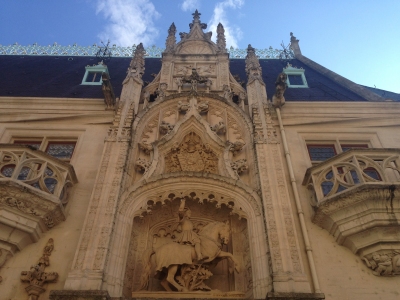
0,10,400,300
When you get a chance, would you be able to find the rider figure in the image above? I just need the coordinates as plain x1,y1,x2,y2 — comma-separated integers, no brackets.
177,199,205,261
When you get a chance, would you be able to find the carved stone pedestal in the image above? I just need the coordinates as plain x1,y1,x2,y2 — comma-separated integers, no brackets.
25,285,46,300
49,290,111,300
266,292,325,300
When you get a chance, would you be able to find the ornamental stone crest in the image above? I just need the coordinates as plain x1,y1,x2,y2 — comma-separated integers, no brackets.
165,132,218,173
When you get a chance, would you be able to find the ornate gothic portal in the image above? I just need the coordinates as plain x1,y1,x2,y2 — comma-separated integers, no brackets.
125,197,252,298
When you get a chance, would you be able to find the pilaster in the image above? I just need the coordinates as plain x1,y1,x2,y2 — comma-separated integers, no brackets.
246,46,311,292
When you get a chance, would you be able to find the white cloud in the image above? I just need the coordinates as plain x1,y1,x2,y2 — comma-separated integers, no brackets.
96,0,160,47
181,0,200,11
208,0,244,49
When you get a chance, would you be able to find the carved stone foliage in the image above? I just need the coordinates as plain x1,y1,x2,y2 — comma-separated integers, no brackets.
165,132,218,174
362,251,400,276
21,238,58,300
231,159,248,177
135,158,152,174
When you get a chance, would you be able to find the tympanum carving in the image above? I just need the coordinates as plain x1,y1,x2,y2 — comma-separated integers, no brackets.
139,200,239,292
164,132,218,174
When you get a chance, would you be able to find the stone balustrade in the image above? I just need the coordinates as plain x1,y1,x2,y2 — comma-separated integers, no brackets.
0,144,78,259
302,148,400,258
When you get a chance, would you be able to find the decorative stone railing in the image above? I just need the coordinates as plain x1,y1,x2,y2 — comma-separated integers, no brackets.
303,149,400,275
0,43,295,59
0,144,78,264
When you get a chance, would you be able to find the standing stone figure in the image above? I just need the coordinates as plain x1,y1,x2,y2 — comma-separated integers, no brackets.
177,199,206,261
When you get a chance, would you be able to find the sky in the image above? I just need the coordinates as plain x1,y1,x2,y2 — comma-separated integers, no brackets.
1,0,399,93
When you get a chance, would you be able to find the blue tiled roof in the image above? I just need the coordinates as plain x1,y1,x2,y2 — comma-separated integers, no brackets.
0,55,393,101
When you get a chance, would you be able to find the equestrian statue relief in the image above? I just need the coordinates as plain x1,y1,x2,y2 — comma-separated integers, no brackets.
139,199,240,292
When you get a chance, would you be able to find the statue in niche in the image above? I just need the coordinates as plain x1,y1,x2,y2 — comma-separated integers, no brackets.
139,210,240,292
159,120,174,135
177,101,191,113
175,77,183,92
143,90,150,109
196,101,209,114
222,84,233,101
210,120,226,134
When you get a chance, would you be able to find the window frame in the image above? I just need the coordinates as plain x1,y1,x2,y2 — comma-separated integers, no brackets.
12,137,77,162
283,64,308,88
81,61,109,85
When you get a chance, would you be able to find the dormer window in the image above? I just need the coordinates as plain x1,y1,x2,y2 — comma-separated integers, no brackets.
81,61,109,85
283,63,308,88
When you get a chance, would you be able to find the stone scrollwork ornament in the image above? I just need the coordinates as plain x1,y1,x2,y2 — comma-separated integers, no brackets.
20,238,58,300
362,251,400,276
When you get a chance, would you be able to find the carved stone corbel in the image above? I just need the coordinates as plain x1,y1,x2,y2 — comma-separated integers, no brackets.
362,251,400,276
177,100,191,113
20,238,58,300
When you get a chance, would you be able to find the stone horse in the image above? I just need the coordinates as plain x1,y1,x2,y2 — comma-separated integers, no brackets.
140,221,240,292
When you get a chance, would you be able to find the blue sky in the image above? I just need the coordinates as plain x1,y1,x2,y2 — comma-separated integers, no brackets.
1,0,399,93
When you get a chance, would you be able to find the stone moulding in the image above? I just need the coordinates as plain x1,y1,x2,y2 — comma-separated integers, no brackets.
303,148,400,271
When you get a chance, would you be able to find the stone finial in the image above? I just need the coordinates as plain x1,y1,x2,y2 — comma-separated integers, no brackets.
289,32,301,56
272,73,287,108
216,23,226,52
165,23,177,52
124,42,145,82
245,44,264,84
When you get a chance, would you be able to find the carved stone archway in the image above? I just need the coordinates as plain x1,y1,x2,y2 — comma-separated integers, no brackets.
103,175,271,299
